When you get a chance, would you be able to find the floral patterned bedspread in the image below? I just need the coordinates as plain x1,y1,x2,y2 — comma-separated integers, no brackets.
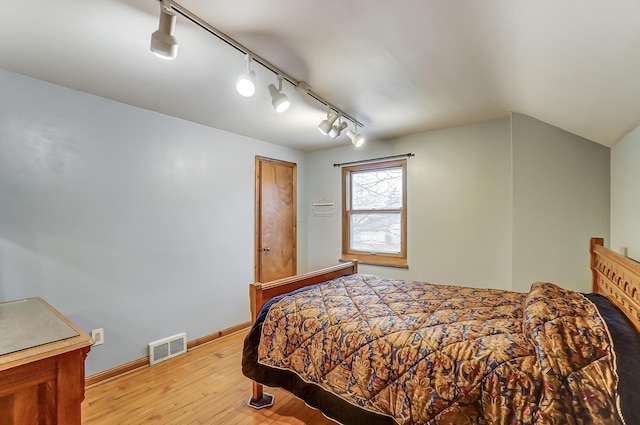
256,274,622,424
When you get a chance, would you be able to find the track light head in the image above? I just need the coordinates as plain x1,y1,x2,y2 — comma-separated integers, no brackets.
236,70,256,97
347,129,365,147
236,55,256,97
328,118,348,139
150,2,178,60
318,111,338,135
269,87,290,112
268,76,290,113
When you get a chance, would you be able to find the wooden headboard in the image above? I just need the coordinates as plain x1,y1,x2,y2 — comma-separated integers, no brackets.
249,261,358,322
590,237,640,332
247,260,358,406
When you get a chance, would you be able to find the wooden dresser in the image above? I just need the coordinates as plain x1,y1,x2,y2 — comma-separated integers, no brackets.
0,297,93,425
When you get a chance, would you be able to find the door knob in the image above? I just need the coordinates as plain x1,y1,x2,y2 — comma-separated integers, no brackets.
259,246,271,252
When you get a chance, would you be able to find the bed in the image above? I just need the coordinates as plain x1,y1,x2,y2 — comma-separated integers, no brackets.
242,238,640,424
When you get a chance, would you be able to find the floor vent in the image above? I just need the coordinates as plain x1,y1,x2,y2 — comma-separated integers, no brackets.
149,332,187,366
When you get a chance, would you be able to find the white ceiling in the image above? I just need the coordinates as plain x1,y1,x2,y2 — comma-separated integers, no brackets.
2,0,640,151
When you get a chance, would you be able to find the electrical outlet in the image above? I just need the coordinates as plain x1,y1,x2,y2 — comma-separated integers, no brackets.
91,328,104,346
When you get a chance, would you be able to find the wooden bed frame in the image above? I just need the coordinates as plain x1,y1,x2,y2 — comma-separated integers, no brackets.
590,237,640,332
247,237,640,409
248,260,358,408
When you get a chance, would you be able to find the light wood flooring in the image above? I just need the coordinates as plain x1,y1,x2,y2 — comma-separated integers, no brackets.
82,329,336,425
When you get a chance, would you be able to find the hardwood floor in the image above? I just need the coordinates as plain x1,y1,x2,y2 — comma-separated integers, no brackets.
82,329,336,425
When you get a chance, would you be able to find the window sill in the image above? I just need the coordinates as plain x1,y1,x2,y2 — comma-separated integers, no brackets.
340,256,408,269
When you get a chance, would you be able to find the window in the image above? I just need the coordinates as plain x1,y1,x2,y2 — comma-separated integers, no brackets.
341,159,407,267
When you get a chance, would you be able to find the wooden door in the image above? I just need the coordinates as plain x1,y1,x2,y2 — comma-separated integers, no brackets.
255,157,297,282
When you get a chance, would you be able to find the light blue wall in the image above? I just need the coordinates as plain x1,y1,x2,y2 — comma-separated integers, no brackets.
306,119,514,290
307,114,610,293
0,69,307,375
511,113,610,292
611,124,640,261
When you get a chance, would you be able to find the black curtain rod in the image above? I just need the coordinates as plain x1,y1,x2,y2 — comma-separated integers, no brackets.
333,153,415,167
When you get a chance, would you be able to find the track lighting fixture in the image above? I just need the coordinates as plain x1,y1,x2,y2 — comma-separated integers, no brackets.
347,125,366,147
318,109,338,135
150,0,178,60
236,54,256,97
267,76,290,113
149,1,365,145
328,116,348,139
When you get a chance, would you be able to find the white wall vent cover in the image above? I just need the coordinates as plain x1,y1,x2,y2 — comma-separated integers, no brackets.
149,332,187,366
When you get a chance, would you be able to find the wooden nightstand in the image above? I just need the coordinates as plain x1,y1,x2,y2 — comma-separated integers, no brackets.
0,297,93,425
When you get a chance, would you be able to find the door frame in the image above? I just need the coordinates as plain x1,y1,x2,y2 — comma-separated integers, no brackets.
254,156,297,282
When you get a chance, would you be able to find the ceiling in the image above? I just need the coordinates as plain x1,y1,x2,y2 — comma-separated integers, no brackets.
2,0,640,152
